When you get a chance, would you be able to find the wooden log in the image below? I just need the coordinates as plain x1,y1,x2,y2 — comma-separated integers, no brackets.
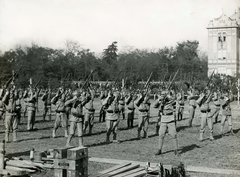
54,146,74,159
67,147,88,160
113,167,145,177
107,164,140,176
5,165,36,173
6,160,39,170
54,158,88,170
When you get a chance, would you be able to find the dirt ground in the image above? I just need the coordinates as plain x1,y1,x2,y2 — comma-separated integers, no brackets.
0,98,240,176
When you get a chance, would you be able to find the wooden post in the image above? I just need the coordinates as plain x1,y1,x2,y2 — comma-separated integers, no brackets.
0,140,5,170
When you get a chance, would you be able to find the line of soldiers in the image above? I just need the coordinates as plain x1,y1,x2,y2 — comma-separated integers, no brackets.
0,80,236,156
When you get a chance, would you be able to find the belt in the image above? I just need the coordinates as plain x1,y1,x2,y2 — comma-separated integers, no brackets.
71,114,84,118
107,110,119,113
120,103,125,106
56,110,65,113
200,110,210,113
128,107,135,110
139,110,148,113
162,112,173,116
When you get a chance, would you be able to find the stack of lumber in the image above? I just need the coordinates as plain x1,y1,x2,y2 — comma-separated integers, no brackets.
89,163,146,177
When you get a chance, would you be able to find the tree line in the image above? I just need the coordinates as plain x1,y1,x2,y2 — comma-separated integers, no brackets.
0,39,237,94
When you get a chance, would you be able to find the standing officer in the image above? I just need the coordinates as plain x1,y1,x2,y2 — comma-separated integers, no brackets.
125,92,136,128
41,88,52,121
197,89,214,141
135,92,151,139
2,84,19,142
155,90,179,156
83,89,95,135
51,88,69,138
65,90,91,147
187,88,199,127
26,87,40,131
102,90,120,143
220,92,234,137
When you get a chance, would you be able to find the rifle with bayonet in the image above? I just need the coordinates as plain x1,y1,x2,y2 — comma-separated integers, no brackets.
3,65,23,89
113,70,122,90
80,69,95,90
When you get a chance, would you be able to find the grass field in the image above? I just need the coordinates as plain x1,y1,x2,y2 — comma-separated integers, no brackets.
0,98,240,176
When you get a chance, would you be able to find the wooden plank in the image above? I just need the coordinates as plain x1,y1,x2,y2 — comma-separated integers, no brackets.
88,163,131,177
54,158,88,170
124,169,146,177
0,169,28,176
113,167,144,177
107,164,140,176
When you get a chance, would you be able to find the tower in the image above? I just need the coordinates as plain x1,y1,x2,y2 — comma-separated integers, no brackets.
207,8,240,76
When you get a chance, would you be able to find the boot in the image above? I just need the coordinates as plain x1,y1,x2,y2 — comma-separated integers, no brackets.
209,132,214,141
143,130,148,138
78,137,83,147
112,133,119,143
199,132,203,141
229,129,234,135
65,135,73,147
64,130,68,138
13,132,17,142
5,133,9,143
106,133,110,144
52,130,56,138
137,128,141,139
89,125,93,135
156,125,160,135
155,149,162,155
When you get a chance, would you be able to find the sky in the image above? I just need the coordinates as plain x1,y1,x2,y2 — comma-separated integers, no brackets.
0,0,239,54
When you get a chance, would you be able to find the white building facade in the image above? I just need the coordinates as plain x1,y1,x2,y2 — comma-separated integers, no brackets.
207,8,240,76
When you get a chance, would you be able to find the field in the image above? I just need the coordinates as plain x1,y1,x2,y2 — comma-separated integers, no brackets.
0,98,240,177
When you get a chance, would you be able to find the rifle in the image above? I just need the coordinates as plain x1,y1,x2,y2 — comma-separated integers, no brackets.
81,69,95,90
113,70,122,89
33,74,44,90
3,65,22,89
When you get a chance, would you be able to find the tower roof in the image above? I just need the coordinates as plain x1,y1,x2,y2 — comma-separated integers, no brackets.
207,8,240,29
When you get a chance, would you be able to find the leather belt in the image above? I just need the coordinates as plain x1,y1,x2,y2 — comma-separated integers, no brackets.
56,110,65,113
162,112,173,116
107,110,119,113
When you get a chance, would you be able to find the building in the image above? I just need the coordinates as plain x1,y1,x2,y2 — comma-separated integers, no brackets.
207,8,240,76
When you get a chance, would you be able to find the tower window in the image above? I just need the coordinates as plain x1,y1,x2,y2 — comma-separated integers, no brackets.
223,32,226,42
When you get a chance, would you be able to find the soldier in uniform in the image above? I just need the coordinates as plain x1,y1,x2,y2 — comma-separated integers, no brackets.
22,88,29,119
51,87,70,138
155,90,179,156
26,87,40,131
220,92,234,137
83,89,95,135
102,90,120,143
65,90,91,147
135,92,151,139
187,88,199,127
153,92,163,135
2,84,20,142
125,92,136,128
99,89,108,122
0,88,5,122
210,91,221,124
41,88,52,121
176,90,185,121
118,90,125,120
197,89,214,141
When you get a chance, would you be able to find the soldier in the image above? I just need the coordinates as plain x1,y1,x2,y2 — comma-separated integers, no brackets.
197,89,214,141
83,89,95,135
51,87,69,138
2,84,20,142
26,87,40,131
176,90,185,121
153,91,164,135
41,88,52,121
0,88,5,122
102,90,120,143
187,88,199,127
99,90,107,122
220,92,234,137
22,88,29,119
125,92,136,128
65,90,91,147
118,90,125,120
210,91,221,124
135,92,151,139
155,90,179,156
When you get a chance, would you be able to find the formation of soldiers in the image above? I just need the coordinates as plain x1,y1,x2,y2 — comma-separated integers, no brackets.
0,71,236,156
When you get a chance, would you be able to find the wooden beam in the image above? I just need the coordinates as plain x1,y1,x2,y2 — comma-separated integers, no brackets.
113,167,144,177
107,164,140,176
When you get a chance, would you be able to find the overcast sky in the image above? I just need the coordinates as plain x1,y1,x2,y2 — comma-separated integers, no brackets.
0,0,239,54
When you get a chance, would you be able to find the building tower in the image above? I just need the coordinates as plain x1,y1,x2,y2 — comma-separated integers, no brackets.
207,8,240,76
